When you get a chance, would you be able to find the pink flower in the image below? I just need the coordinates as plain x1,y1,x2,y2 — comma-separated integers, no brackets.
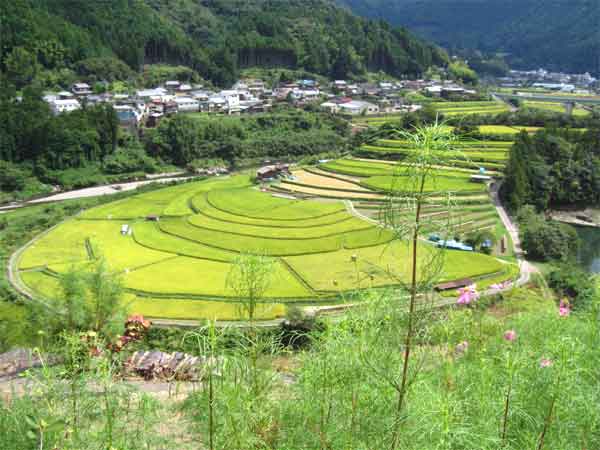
490,281,510,292
558,299,571,317
503,330,517,342
457,284,479,305
455,341,469,355
539,358,553,368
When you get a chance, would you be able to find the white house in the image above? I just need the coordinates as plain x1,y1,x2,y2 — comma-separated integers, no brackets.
338,100,379,115
165,80,181,90
136,88,168,99
58,90,75,99
173,96,200,112
50,99,81,115
219,90,241,114
320,101,340,113
425,85,443,96
72,82,92,95
299,89,321,100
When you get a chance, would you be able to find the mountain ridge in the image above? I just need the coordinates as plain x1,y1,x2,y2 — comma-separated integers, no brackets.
1,0,448,87
336,0,600,75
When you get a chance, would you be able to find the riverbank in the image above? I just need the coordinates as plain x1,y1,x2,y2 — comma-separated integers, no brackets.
550,207,600,228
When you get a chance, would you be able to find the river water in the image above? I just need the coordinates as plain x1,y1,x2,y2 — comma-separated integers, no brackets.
576,226,600,273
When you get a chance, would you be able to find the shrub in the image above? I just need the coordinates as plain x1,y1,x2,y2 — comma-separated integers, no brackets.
518,205,580,261
103,144,159,174
0,161,28,191
547,264,596,310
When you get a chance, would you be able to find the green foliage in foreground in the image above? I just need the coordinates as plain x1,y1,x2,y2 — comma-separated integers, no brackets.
0,182,186,349
3,288,598,449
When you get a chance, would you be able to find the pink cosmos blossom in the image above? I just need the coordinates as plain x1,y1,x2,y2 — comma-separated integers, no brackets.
558,299,571,317
457,284,480,305
503,330,517,342
490,281,510,292
539,358,553,368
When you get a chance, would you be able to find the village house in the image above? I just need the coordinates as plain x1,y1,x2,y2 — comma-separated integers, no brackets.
337,100,379,115
50,98,81,115
136,88,168,101
72,82,92,96
172,96,200,112
320,97,352,113
164,80,181,91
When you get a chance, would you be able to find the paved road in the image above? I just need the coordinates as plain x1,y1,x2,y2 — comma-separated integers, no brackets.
490,181,539,283
0,173,191,214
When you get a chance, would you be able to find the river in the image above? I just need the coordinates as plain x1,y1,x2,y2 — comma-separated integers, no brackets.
576,226,600,273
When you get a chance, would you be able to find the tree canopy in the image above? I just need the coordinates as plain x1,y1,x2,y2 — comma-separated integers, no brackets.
1,0,448,88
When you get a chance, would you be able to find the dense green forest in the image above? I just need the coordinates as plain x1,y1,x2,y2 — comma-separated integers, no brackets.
144,110,349,167
337,0,600,75
502,129,600,211
1,0,448,89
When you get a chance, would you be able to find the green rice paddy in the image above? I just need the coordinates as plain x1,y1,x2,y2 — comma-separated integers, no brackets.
15,173,507,321
431,101,511,117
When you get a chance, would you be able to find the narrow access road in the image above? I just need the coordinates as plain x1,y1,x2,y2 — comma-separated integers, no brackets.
1,173,192,213
490,181,539,284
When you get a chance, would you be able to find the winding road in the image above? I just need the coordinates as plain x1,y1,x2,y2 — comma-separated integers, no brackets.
0,173,191,214
490,181,539,284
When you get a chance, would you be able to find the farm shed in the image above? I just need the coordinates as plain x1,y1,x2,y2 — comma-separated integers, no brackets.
257,164,291,181
470,174,492,183
435,278,474,292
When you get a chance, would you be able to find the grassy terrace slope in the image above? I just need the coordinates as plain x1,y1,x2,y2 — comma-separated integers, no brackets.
319,159,490,193
14,175,505,321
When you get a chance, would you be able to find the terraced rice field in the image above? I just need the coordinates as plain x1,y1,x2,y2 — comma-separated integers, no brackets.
15,173,508,321
311,133,518,264
431,101,510,117
353,138,512,172
319,159,492,194
521,101,591,117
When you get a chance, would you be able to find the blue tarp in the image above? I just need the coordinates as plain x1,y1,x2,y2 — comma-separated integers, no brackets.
436,239,473,252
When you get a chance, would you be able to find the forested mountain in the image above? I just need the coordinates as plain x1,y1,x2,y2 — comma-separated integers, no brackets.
1,0,448,88
337,0,600,75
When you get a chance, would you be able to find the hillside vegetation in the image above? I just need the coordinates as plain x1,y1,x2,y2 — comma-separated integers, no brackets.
337,0,600,75
2,0,448,88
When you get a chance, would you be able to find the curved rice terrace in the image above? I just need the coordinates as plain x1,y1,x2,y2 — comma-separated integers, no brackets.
13,161,513,322
278,134,519,288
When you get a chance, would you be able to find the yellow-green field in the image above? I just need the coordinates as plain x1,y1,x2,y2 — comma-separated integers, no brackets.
521,100,591,117
431,101,511,117
15,175,507,321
